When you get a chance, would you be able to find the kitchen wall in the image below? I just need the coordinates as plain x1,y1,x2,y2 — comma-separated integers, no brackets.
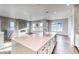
0,17,16,31
68,5,75,45
68,16,74,44
16,19,27,30
30,19,68,35
1,17,9,31
74,5,79,34
0,16,28,32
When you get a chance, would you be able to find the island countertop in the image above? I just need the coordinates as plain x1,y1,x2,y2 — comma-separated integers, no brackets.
12,32,56,52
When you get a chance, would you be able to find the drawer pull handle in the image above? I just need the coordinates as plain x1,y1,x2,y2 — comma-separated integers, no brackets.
46,49,48,54
42,47,45,51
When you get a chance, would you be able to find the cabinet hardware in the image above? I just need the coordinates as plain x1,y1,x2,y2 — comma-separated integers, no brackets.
42,47,45,51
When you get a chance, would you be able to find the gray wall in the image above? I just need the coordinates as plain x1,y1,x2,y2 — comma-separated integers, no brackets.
16,19,27,30
1,17,10,31
0,16,68,36
0,17,27,32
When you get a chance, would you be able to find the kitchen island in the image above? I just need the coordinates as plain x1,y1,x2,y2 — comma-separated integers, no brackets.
12,32,57,54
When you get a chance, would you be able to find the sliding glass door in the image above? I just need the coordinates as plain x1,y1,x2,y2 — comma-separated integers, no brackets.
31,22,43,33
51,21,63,32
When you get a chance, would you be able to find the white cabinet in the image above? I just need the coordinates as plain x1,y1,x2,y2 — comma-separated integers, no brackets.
75,34,79,49
38,44,48,54
38,38,56,54
48,40,51,54
0,32,4,49
50,39,54,52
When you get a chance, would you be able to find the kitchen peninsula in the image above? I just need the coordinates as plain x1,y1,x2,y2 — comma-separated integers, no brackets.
12,32,57,54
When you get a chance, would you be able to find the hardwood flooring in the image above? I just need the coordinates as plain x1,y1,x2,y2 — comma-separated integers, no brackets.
53,35,78,54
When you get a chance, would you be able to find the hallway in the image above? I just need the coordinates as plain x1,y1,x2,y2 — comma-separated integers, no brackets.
53,35,79,54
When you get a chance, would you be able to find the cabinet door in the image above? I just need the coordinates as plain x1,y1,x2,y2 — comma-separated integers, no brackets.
75,35,79,49
38,43,48,54
50,39,53,53
38,38,56,54
38,47,46,54
47,40,51,54
51,37,56,53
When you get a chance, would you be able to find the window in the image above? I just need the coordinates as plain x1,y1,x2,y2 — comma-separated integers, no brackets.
51,21,63,32
31,22,43,33
18,22,29,33
10,21,15,31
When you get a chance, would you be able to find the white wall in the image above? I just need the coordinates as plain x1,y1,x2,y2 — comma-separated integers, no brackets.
60,19,68,35
68,16,74,45
68,5,75,45
74,5,79,46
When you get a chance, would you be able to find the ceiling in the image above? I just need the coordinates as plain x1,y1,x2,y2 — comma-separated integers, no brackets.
0,4,73,21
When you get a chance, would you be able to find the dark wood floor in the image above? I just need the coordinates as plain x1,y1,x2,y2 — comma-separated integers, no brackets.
53,35,79,54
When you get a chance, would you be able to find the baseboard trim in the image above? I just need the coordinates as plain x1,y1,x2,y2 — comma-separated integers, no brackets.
52,42,57,54
74,46,79,53
56,34,68,37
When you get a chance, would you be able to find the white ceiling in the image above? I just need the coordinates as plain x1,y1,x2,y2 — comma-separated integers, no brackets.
0,4,72,21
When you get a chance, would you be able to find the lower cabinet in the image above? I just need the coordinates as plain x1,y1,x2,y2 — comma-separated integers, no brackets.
75,34,79,49
38,38,56,54
38,44,48,54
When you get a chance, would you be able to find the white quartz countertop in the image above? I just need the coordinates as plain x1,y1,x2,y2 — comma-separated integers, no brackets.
12,32,56,52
